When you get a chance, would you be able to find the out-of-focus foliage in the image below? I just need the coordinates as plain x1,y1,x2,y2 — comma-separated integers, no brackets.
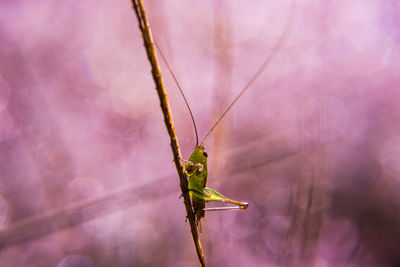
1,0,400,266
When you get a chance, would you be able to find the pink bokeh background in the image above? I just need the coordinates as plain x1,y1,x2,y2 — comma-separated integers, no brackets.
1,0,400,266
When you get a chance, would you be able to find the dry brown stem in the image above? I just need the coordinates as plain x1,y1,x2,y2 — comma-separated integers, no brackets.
131,1,206,266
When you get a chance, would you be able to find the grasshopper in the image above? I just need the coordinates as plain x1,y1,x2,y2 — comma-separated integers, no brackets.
155,5,292,231
184,144,248,232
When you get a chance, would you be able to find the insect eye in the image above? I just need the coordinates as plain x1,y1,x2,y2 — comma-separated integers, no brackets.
203,150,208,157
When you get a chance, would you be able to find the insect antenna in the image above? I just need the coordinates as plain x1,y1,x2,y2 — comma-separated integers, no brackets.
200,1,295,146
154,41,199,146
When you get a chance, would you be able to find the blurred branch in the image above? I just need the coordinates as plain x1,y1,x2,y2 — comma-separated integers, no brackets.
228,135,300,173
131,1,205,266
0,142,297,251
0,177,176,250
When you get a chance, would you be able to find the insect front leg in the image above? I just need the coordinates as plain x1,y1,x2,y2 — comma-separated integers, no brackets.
179,159,203,176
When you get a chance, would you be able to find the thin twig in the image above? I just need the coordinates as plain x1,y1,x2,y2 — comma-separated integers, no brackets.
131,1,206,266
0,177,175,250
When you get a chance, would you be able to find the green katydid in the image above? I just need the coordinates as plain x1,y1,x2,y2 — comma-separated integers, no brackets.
184,144,248,232
155,6,292,231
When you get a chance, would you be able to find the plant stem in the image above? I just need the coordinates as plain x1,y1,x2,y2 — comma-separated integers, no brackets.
131,1,206,266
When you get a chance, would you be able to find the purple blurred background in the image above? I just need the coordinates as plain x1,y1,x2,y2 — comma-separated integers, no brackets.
1,0,400,266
